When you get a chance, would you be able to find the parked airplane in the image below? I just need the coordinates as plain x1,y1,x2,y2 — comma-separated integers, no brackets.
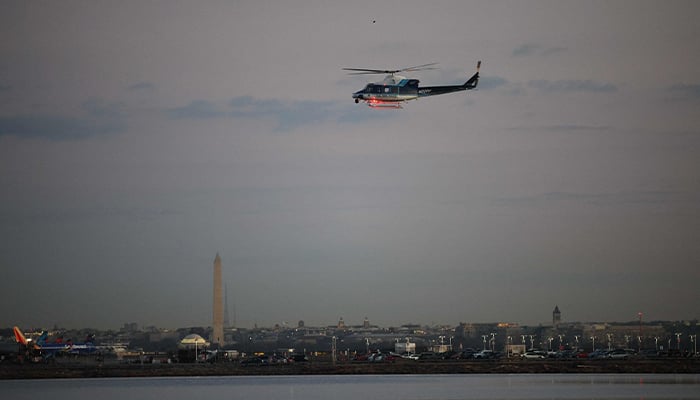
13,326,97,360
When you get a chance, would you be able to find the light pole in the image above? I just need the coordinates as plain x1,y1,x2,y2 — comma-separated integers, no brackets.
590,336,596,352
332,336,337,365
482,335,488,350
506,336,512,358
606,333,613,351
547,337,554,352
490,333,497,352
675,333,682,351
574,335,580,350
690,334,697,356
529,335,535,350
558,334,564,350
654,336,659,351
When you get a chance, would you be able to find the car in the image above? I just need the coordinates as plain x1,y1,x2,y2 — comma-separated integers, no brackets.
573,350,589,358
418,352,438,360
454,349,476,359
521,351,546,359
607,349,632,360
473,350,495,359
639,349,659,359
588,350,609,359
240,356,266,366
288,354,308,363
401,353,420,360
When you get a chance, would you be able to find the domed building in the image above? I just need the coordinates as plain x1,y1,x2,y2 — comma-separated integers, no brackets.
179,334,210,349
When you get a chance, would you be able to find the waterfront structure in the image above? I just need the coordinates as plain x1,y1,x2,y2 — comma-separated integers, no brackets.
395,339,416,354
212,253,224,346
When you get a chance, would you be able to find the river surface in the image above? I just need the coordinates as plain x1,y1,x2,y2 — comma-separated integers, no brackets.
2,374,700,399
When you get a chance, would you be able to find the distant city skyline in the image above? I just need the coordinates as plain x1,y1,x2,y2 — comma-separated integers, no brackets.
1,1,698,330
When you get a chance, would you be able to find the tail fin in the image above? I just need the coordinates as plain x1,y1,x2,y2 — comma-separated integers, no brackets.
37,331,48,346
462,60,481,89
13,326,28,346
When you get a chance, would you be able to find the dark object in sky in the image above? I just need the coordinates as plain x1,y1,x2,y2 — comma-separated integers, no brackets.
343,61,481,108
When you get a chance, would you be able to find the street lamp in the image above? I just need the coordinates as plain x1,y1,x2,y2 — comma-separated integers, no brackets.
654,336,659,351
482,335,488,350
529,335,535,350
574,335,580,350
590,336,596,352
606,333,613,351
332,336,337,365
558,334,564,350
506,336,512,358
490,333,497,352
690,334,697,356
547,337,554,352
675,333,682,351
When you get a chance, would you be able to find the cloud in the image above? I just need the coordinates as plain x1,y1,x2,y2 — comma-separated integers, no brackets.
667,83,700,101
127,81,156,91
528,79,617,93
167,100,227,119
168,96,393,131
513,44,567,57
229,95,332,131
0,84,11,92
0,115,124,141
542,124,610,132
82,98,125,118
494,190,687,208
478,76,508,91
0,101,126,141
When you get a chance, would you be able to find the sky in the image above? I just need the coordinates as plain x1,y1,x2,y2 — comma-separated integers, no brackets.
1,0,699,330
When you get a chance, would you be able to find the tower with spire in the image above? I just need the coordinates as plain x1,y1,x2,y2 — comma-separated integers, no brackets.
212,253,224,346
552,305,561,329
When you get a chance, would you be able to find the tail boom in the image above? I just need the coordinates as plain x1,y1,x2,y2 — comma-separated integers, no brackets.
417,60,481,97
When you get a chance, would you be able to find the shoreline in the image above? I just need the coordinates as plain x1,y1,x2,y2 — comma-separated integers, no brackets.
2,359,699,379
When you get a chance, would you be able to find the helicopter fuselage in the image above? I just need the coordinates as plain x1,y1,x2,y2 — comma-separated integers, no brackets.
351,76,420,106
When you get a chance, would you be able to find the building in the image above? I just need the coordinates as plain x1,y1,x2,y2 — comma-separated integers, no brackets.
395,339,416,354
553,306,561,329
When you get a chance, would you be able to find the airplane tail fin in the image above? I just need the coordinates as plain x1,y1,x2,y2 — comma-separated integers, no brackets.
13,326,28,346
462,61,481,89
37,331,48,346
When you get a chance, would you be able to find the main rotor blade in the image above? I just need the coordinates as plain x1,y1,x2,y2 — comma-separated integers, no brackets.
400,62,438,72
343,62,439,75
342,67,399,74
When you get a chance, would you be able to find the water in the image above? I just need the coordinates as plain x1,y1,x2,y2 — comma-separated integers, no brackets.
1,374,699,399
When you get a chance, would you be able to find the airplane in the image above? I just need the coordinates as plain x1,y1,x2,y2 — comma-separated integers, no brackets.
344,61,481,108
13,326,97,360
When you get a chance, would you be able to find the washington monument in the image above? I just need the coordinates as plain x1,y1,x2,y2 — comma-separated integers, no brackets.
212,253,223,346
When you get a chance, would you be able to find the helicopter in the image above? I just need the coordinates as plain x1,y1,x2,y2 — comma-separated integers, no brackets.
343,61,480,108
